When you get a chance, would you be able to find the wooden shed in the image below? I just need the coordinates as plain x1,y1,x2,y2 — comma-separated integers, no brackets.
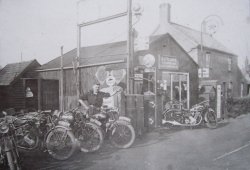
0,60,41,112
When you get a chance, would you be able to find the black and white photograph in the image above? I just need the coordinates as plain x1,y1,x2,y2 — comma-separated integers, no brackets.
0,0,250,169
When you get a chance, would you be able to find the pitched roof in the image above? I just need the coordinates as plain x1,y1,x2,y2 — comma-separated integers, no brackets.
0,60,40,86
151,22,236,63
39,33,199,70
38,41,127,70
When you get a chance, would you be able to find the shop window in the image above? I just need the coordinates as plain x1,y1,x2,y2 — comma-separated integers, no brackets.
241,83,244,97
228,81,233,98
205,52,211,68
228,57,232,71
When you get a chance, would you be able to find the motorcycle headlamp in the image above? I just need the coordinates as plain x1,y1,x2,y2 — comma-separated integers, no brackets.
0,122,9,134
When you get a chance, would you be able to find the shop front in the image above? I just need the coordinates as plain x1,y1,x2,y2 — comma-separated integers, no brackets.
132,34,199,128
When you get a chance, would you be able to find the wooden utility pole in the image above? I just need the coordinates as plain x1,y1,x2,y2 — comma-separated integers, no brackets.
127,0,133,94
60,46,64,112
76,25,81,100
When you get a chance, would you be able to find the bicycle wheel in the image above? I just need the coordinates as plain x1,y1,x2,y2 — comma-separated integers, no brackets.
75,122,103,153
205,109,217,129
45,127,76,160
110,121,135,149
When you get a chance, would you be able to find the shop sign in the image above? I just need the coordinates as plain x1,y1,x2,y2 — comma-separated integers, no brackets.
134,73,143,80
141,54,155,68
144,67,156,73
198,68,209,78
216,85,221,119
159,55,179,70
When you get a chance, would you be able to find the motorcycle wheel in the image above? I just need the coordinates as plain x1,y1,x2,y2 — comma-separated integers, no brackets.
16,130,39,151
75,122,104,153
110,121,135,149
205,109,217,129
45,127,77,161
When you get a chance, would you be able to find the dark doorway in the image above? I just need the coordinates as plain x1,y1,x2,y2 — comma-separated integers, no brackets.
25,79,38,111
41,80,59,110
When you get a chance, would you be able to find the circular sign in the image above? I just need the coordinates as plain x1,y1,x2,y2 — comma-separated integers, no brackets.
142,54,155,68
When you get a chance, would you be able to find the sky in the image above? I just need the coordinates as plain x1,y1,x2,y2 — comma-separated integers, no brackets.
0,0,250,68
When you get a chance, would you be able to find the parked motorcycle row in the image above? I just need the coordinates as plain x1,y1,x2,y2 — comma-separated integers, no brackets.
0,99,136,170
0,99,217,169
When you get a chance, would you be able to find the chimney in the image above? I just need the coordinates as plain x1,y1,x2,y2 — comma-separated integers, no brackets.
160,3,171,24
154,3,171,35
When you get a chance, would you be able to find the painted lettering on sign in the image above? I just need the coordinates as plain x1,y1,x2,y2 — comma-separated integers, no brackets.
159,55,179,70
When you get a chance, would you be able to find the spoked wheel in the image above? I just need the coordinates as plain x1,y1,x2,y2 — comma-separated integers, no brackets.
205,109,217,129
195,114,203,126
110,121,135,149
16,131,39,151
75,122,103,153
45,127,76,160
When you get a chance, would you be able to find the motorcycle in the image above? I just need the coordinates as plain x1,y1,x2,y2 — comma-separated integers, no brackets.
14,110,77,160
78,99,136,149
0,111,21,170
162,100,217,129
55,105,104,153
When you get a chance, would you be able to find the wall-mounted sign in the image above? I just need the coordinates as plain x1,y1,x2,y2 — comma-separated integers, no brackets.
141,54,155,68
134,73,143,80
216,85,221,119
158,55,179,70
144,67,156,73
198,68,209,78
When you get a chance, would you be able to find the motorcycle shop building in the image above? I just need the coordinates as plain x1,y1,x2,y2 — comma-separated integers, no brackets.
36,31,199,131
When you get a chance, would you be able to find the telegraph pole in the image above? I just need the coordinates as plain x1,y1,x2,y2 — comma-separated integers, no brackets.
60,46,64,112
76,25,81,99
127,0,133,94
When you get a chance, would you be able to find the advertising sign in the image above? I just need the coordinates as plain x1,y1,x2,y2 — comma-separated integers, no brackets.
216,85,221,119
159,55,179,70
198,68,209,78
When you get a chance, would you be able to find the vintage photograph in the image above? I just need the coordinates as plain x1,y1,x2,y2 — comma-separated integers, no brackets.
0,0,250,169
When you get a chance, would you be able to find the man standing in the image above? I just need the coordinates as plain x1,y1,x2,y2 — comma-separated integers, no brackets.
80,83,120,114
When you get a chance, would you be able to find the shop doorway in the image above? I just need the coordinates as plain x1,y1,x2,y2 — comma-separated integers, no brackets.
162,72,190,109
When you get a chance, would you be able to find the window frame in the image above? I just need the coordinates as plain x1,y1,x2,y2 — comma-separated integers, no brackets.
205,52,211,68
228,57,232,71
